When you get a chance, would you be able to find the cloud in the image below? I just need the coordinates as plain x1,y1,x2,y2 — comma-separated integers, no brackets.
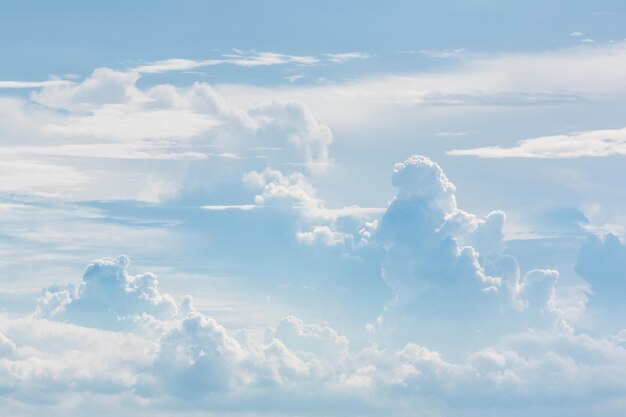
324,52,374,63
419,48,466,59
35,255,178,330
369,156,574,351
131,51,320,74
0,68,334,200
448,127,626,158
0,250,624,416
0,331,17,356
0,80,74,89
132,50,373,74
213,41,626,132
576,233,626,331
377,155,501,298
296,225,353,246
32,68,142,112
0,160,89,196
268,315,349,359
243,167,375,248
150,311,248,398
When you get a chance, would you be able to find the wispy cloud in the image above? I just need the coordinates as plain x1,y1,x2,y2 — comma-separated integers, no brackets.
131,51,321,74
448,127,626,158
0,80,74,89
420,48,466,59
324,52,374,63
132,50,374,74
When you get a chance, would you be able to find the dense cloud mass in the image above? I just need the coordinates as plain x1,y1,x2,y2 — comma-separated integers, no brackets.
1,61,626,415
369,156,571,350
0,254,625,416
0,153,623,416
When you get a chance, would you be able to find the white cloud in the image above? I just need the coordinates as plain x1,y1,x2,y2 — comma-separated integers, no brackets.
0,80,74,89
448,127,626,158
214,41,626,131
368,156,577,351
131,51,320,74
325,52,374,63
150,311,248,397
377,155,500,296
0,68,335,201
0,249,623,416
132,50,374,75
420,48,466,59
35,255,178,330
32,68,142,112
296,226,353,246
0,331,17,356
0,160,89,197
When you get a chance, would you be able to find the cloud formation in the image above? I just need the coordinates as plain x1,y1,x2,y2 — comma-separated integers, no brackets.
35,255,178,330
370,156,573,350
0,67,334,201
448,127,626,159
0,256,625,417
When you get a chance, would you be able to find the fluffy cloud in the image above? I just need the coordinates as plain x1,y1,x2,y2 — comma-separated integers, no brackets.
369,156,573,351
377,155,501,299
0,67,334,201
242,167,369,248
150,311,248,398
0,251,625,416
32,68,142,112
35,255,178,330
268,315,349,359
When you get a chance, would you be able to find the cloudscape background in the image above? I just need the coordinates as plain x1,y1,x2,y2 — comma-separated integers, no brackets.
2,1,626,416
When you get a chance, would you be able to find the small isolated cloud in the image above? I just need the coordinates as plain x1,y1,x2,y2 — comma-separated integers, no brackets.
325,52,373,63
286,74,305,83
569,31,583,37
448,126,626,158
436,131,467,137
420,48,466,59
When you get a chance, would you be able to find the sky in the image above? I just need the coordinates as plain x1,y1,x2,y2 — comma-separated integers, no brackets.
2,1,626,416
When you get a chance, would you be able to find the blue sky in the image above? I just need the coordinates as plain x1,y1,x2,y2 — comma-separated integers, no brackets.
2,1,626,416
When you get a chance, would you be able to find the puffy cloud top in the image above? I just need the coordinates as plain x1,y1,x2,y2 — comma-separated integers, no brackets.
35,255,178,330
391,155,457,214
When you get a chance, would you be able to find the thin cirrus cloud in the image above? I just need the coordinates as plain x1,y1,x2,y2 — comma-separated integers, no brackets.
0,79,73,89
131,50,372,74
210,41,626,129
448,127,626,158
